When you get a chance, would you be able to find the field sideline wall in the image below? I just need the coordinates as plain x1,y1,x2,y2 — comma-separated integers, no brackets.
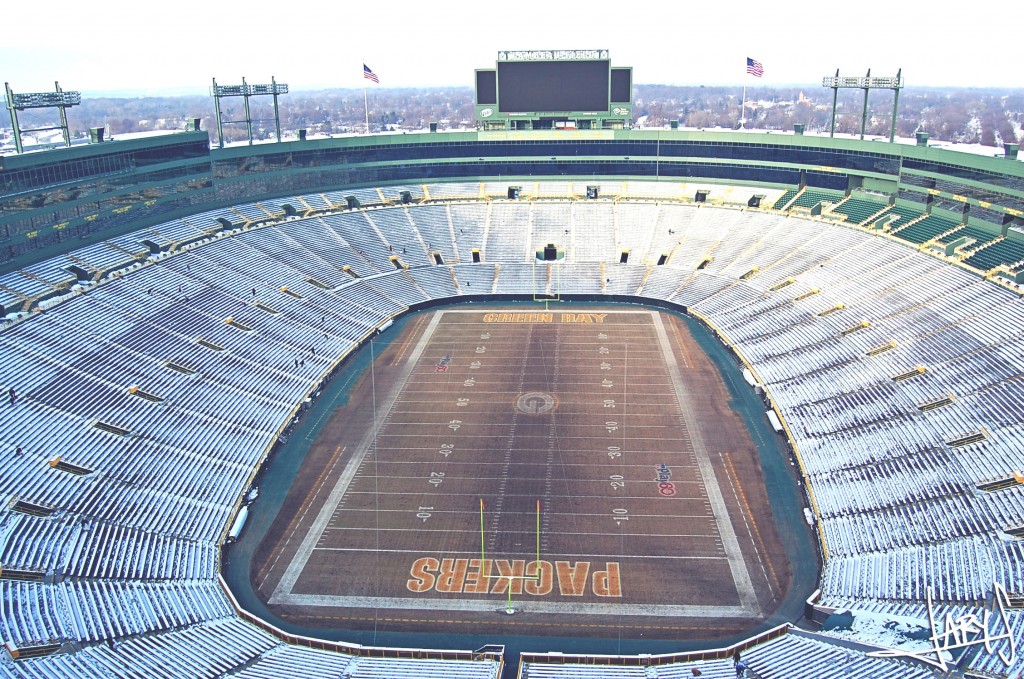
3,128,1023,273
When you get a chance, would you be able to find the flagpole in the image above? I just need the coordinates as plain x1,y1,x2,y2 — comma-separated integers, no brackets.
741,83,746,129
363,59,370,135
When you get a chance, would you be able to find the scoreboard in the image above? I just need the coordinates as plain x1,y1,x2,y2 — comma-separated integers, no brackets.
475,50,632,131
497,60,610,112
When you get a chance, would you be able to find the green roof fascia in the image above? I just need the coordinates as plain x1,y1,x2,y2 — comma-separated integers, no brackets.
1,130,210,171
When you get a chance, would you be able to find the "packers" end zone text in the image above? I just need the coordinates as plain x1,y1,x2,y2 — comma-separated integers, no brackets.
406,558,622,597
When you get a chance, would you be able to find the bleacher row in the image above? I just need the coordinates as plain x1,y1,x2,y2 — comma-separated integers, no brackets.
518,629,939,679
769,186,1024,274
1,180,1022,677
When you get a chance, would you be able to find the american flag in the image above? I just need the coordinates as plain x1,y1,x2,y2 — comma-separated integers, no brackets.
363,63,379,84
746,57,764,78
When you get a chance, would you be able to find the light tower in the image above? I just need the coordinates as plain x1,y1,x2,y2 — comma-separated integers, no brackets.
210,76,289,148
4,81,82,154
822,69,904,142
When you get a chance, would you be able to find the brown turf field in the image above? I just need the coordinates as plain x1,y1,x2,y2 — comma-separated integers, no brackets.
252,307,790,638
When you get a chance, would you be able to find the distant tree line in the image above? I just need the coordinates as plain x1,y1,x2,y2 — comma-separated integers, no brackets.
6,85,1020,147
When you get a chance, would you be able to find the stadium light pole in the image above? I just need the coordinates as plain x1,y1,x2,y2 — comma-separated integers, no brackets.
4,81,82,154
822,70,904,143
242,77,253,145
828,69,839,138
271,76,283,142
211,77,289,148
889,69,903,144
859,69,871,140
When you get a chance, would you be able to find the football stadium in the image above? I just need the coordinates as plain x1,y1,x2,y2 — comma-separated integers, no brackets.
2,53,1024,678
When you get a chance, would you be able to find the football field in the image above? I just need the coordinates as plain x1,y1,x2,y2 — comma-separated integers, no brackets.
258,308,787,636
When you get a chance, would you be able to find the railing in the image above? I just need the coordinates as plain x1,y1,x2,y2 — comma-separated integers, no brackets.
216,574,505,666
518,623,791,668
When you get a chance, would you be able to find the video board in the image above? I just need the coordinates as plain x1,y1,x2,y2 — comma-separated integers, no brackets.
497,60,610,113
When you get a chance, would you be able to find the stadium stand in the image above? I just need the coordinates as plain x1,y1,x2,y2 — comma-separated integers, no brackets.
788,189,844,210
891,212,960,244
3,177,1024,678
964,235,1024,271
738,631,936,679
828,195,889,225
876,203,925,230
937,223,998,246
772,188,799,210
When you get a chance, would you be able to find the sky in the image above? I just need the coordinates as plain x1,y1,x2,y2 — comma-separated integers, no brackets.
1,0,1020,96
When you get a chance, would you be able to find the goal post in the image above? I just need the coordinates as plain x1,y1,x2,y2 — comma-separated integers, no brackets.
532,261,562,302
479,498,543,613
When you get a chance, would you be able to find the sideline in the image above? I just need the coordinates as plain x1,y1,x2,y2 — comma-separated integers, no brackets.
652,312,759,616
